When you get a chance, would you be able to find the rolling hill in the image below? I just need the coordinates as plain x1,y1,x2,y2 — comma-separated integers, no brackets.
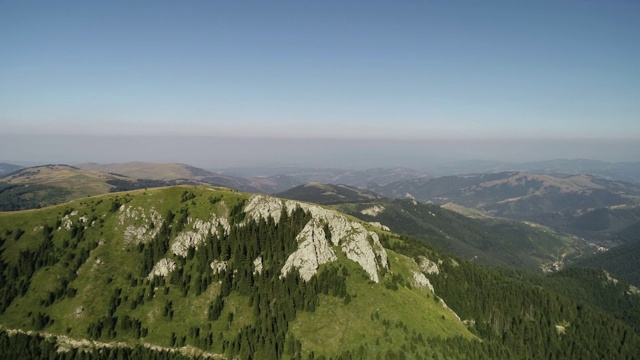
1,186,640,359
429,159,640,183
0,164,188,211
371,171,640,245
0,163,22,176
334,199,592,273
276,182,594,273
78,162,263,193
215,166,428,194
0,165,135,210
276,183,383,204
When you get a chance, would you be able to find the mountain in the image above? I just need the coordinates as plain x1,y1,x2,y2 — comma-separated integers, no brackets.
337,199,594,273
373,171,640,244
0,164,191,211
429,159,640,183
0,163,22,176
0,165,133,210
276,183,593,273
0,186,471,359
78,162,263,193
575,238,640,287
541,267,640,332
276,183,384,204
216,166,428,193
2,186,640,359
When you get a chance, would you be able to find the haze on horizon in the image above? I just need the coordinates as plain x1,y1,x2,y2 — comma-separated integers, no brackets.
1,1,639,168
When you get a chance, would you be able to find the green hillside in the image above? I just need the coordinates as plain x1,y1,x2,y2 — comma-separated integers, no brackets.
276,183,383,204
0,186,473,359
373,171,640,245
330,199,591,273
1,186,639,359
0,164,134,211
575,238,640,287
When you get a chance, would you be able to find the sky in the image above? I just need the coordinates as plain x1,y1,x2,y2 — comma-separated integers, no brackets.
1,1,639,168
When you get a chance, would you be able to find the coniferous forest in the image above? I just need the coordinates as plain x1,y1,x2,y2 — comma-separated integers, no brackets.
0,186,639,359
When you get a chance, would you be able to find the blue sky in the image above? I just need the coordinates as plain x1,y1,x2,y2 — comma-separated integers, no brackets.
1,1,639,166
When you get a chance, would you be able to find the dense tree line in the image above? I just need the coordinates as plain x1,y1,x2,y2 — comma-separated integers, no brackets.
380,234,640,360
0,183,71,211
3,188,640,359
429,255,640,359
0,329,204,360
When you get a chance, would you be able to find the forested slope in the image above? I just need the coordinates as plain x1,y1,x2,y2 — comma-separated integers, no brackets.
0,186,639,359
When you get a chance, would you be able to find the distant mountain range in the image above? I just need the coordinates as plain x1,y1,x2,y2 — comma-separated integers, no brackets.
2,184,640,359
428,159,640,183
0,163,22,176
369,171,640,246
77,162,264,193
218,159,640,185
277,183,595,273
276,182,384,204
3,162,640,358
5,161,640,246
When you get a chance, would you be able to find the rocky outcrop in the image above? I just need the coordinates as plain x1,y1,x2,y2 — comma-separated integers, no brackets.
418,256,440,275
210,260,228,275
171,214,230,257
412,271,435,293
58,211,78,231
246,195,388,283
369,222,390,232
361,205,385,216
147,258,176,279
253,257,263,275
281,219,337,281
118,205,163,244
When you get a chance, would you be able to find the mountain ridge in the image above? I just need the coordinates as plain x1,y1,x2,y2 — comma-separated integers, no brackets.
1,185,640,358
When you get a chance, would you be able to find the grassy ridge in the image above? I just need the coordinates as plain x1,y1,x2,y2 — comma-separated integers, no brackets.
0,186,474,359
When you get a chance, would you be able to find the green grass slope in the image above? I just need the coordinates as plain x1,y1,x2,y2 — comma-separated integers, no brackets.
0,186,476,359
0,165,135,210
332,198,591,273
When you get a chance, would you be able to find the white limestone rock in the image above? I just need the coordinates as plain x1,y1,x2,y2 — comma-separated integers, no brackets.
118,206,164,244
340,226,382,283
418,256,440,275
281,218,337,281
246,195,388,283
412,271,435,293
59,215,73,231
210,260,228,275
369,221,390,232
253,256,263,275
244,195,289,223
171,214,229,257
361,205,385,217
147,258,176,279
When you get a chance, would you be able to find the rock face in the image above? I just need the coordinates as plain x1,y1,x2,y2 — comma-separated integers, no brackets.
412,271,435,293
253,257,263,275
281,218,337,281
245,195,388,283
58,211,78,231
361,205,385,216
418,256,440,275
118,205,163,244
210,260,228,275
171,214,230,257
147,258,176,279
